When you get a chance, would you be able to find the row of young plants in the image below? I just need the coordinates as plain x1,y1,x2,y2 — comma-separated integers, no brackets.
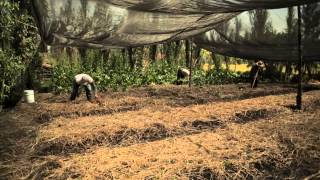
50,61,245,93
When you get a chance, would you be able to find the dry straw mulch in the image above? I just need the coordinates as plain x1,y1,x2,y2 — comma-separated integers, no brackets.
1,84,319,180
47,103,320,179
34,91,319,156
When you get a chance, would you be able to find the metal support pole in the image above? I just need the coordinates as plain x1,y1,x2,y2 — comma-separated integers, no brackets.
296,5,303,110
189,40,193,88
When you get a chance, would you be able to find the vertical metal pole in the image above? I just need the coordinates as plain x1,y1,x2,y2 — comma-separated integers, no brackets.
189,40,193,88
296,5,303,110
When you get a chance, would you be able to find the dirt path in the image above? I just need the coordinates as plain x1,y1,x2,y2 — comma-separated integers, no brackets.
0,104,40,179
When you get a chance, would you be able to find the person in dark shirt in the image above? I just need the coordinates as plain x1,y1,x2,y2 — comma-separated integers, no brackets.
249,60,265,88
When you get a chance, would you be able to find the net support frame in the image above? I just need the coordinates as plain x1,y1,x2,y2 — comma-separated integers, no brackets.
296,5,303,110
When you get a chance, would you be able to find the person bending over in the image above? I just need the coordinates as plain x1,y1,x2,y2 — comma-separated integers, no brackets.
70,73,98,102
176,67,190,85
249,60,265,88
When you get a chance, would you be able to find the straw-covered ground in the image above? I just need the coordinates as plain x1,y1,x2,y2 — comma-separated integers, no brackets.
0,83,319,179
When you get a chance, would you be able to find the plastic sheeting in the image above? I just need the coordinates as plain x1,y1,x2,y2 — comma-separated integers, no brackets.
31,0,320,61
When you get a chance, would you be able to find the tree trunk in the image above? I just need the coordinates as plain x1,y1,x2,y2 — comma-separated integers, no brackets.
193,46,202,68
128,47,135,69
102,49,110,66
224,56,229,71
285,62,292,82
92,50,99,71
149,45,157,63
165,42,173,64
173,41,181,63
306,64,312,80
185,40,190,66
119,49,125,67
136,47,144,68
78,48,87,66
211,53,221,70
66,47,74,65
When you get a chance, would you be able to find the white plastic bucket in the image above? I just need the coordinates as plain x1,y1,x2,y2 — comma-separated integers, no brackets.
24,90,35,103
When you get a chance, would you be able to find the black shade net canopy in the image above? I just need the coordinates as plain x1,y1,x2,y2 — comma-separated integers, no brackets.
32,0,320,61
194,3,320,62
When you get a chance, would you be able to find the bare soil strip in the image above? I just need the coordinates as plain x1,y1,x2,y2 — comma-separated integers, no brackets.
35,103,143,124
34,84,299,123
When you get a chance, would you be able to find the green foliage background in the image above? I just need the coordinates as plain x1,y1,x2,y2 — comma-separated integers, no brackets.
0,1,40,106
49,49,243,94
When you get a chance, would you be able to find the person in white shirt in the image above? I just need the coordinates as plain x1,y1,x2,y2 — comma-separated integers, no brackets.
176,67,190,85
70,73,97,102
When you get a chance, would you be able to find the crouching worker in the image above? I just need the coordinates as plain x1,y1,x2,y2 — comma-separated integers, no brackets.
176,67,190,85
70,73,98,102
249,60,265,88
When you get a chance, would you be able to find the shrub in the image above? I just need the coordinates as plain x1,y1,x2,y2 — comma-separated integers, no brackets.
0,1,39,106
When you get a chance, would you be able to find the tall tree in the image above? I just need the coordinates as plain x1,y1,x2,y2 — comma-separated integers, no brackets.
215,22,230,70
185,40,191,66
285,7,296,81
250,9,282,81
164,42,174,64
249,9,269,40
77,0,90,66
193,46,202,67
302,3,320,41
49,0,56,18
234,17,242,41
211,53,221,70
302,3,320,79
287,7,296,37
128,47,135,69
80,0,88,19
149,45,157,63
173,41,182,62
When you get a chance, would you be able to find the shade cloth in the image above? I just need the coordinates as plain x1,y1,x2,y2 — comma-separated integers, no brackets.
31,0,320,61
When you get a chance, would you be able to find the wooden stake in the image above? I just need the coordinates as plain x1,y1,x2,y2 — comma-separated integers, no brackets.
189,40,193,88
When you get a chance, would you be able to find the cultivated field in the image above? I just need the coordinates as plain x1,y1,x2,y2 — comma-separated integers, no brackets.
0,83,319,179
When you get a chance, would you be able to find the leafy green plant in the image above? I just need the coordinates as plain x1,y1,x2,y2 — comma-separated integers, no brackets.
0,50,24,102
0,1,39,106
